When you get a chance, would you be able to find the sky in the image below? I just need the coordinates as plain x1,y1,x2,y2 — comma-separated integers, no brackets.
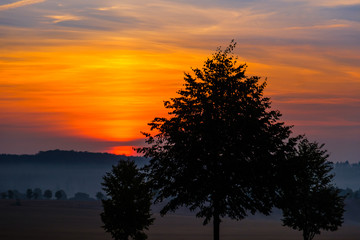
0,0,359,162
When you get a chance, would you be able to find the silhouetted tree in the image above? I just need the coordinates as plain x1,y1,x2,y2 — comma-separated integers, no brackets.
96,191,105,200
137,41,294,240
7,190,14,199
8,190,14,199
71,192,92,201
33,188,42,199
26,188,33,199
0,192,7,199
278,138,345,240
43,189,52,199
55,190,67,200
101,160,154,240
354,189,360,199
339,188,353,198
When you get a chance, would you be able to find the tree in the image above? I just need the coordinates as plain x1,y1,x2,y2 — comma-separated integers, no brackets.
7,190,14,199
137,41,293,240
55,190,67,200
33,188,42,199
26,188,33,199
0,192,7,199
278,138,345,240
96,191,105,200
43,189,52,199
71,192,92,201
101,160,154,240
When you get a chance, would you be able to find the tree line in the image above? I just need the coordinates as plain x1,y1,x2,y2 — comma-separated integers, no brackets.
339,188,360,199
0,188,106,201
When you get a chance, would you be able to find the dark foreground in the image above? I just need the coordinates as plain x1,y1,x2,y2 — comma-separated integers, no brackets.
0,200,359,240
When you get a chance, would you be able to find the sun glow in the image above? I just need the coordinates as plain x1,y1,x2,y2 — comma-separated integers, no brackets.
0,39,207,144
109,146,139,156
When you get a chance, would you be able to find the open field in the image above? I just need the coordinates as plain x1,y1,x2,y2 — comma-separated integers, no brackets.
0,200,359,240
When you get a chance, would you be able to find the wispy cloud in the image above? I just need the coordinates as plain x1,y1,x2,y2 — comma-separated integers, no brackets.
310,0,360,7
96,6,119,11
287,23,349,30
0,0,45,11
46,15,81,24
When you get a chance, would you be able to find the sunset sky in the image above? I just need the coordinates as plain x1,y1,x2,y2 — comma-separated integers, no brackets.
0,0,359,162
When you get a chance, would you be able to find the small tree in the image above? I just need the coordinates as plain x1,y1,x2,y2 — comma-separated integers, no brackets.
7,190,15,199
278,138,345,240
55,190,67,200
72,192,91,200
101,160,154,240
26,189,33,199
0,192,7,199
8,190,14,199
96,191,105,200
43,189,52,199
33,188,42,199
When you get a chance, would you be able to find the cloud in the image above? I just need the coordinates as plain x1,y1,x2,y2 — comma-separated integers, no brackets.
310,0,360,7
96,6,118,11
287,23,349,30
0,0,45,11
46,14,81,24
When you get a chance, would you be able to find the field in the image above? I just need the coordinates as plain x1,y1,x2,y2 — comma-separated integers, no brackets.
0,200,359,240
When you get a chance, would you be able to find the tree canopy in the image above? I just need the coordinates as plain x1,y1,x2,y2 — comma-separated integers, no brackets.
137,41,294,240
101,160,154,240
278,138,345,240
43,189,52,199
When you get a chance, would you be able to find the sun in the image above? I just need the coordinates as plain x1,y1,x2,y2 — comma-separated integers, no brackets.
109,146,139,156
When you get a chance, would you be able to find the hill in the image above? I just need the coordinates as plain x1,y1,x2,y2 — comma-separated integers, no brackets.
0,149,147,166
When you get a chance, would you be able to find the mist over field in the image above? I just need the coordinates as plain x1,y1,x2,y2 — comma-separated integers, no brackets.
0,150,147,196
0,150,359,197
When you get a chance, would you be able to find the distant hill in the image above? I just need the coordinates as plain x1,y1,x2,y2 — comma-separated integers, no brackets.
0,149,148,166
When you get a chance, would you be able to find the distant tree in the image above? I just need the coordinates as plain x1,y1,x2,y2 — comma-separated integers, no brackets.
339,188,353,198
137,41,294,240
12,190,23,200
33,188,42,199
278,138,345,240
26,188,33,199
0,192,7,199
7,190,14,199
354,190,360,199
43,189,52,199
101,160,154,240
55,190,67,200
96,191,105,201
71,192,92,201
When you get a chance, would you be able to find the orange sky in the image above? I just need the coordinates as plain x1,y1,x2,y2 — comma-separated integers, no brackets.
0,0,359,161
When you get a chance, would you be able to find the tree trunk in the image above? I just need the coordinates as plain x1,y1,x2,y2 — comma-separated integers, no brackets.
213,212,220,240
303,229,309,240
